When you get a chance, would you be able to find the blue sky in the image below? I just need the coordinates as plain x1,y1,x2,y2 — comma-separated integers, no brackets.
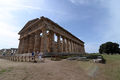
0,0,120,53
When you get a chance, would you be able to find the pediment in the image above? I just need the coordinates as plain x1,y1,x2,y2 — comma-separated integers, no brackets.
19,18,39,34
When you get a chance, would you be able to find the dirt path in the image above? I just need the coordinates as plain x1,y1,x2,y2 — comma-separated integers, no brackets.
0,58,94,80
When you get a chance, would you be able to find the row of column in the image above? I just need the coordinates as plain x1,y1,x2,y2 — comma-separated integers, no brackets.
18,28,85,54
54,34,84,53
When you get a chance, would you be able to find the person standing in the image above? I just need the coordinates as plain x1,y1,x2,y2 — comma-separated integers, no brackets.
38,52,42,61
32,52,34,60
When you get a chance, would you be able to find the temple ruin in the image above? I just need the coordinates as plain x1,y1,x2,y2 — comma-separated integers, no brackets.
18,16,85,54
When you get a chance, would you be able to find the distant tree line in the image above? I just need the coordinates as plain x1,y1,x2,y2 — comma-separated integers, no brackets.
99,42,120,54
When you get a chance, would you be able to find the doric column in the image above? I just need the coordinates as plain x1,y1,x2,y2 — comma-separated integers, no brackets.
65,39,67,53
21,38,25,54
66,39,68,53
57,34,61,52
34,31,40,53
79,44,81,53
69,40,72,53
41,28,47,53
68,40,71,53
62,37,65,53
77,44,79,52
72,42,74,53
73,42,76,53
18,39,22,54
71,41,73,53
75,43,77,53
61,38,63,53
78,44,80,52
67,39,69,53
76,44,77,53
72,41,74,53
68,40,70,53
76,44,78,53
28,34,35,53
81,45,85,53
78,44,80,53
24,37,29,53
48,30,55,52
39,32,42,52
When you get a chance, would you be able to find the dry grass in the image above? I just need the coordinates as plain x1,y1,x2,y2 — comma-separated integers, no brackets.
96,55,120,80
0,58,91,80
0,55,120,80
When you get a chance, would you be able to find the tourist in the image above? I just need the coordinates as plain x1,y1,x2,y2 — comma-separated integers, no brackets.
11,53,13,56
32,52,34,60
38,52,42,62
36,51,39,56
32,52,34,56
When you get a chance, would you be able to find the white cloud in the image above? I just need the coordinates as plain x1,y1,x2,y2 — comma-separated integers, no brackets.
85,0,120,53
0,0,67,49
70,0,120,53
69,0,105,5
0,22,19,49
85,42,101,53
101,0,120,42
0,0,45,11
0,0,45,49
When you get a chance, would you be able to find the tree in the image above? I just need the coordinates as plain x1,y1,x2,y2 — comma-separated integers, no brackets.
99,42,119,54
119,48,120,54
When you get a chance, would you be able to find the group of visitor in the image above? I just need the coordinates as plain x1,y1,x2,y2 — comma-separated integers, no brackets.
32,51,45,62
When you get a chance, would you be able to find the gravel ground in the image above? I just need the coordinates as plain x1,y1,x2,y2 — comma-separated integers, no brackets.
0,58,95,80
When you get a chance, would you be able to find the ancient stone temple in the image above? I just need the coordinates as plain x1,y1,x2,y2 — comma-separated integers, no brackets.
18,16,85,54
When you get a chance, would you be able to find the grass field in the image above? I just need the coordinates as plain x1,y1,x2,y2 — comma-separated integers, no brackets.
0,55,120,80
99,55,120,80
